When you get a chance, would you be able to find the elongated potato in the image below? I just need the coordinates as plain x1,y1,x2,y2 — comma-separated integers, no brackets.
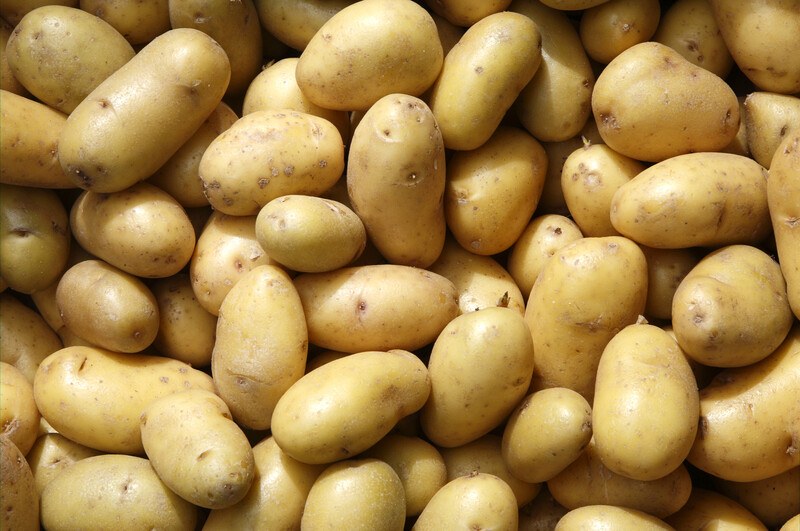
423,0,511,26
58,28,230,192
80,0,170,45
664,488,767,531
0,435,38,531
557,505,675,530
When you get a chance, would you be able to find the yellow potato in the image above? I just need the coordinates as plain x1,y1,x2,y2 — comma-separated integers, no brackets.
423,0,511,26
80,0,170,45
296,0,443,111
610,152,771,248
429,12,541,150
671,245,793,367
429,11,464,55
744,92,800,168
420,307,534,448
579,0,661,64
253,0,352,52
664,488,767,531
502,388,593,484
33,345,215,454
640,246,700,321
0,291,62,382
26,433,101,496
524,236,648,401
556,505,675,530
293,264,459,353
539,0,611,8
444,126,547,256
347,93,446,267
212,265,307,431
769,133,800,319
0,0,77,27
40,454,198,530
0,19,28,96
687,325,800,482
781,515,800,531
58,28,230,192
0,362,40,456
714,467,800,529
0,435,39,531
271,350,430,464
5,5,135,113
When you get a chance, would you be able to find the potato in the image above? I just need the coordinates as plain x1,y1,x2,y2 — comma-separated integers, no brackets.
428,237,525,315
444,126,548,256
212,264,307,431
744,92,800,169
709,0,800,94
664,488,767,530
253,0,352,52
80,0,170,45
560,141,645,237
5,5,135,113
687,325,800,482
423,0,511,26
653,0,734,78
671,245,793,368
301,458,406,530
769,133,800,319
203,436,325,530
579,0,661,64
440,434,541,507
429,12,541,150
511,0,595,142
365,434,447,517
539,0,611,8
519,487,570,531
714,467,800,529
296,0,442,111
0,20,25,96
641,246,700,321
33,345,215,454
593,323,699,481
610,152,771,248
294,264,458,353
148,102,239,208
199,110,344,216
0,0,77,27
420,307,534,448
347,93,446,267
556,505,675,530
26,433,101,495
0,291,62,382
429,11,464,56
0,362,39,457
502,388,593,484
782,515,800,531
40,454,197,530
593,42,739,162
0,435,38,531
190,211,275,316
524,236,648,401
547,440,692,519
413,473,519,530
58,28,230,192
271,349,430,464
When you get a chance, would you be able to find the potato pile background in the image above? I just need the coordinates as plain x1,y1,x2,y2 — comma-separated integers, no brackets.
1,0,799,529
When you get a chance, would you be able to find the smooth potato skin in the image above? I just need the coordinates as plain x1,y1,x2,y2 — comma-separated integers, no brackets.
664,488,767,530
26,433,101,495
0,291,63,382
556,505,675,530
579,0,661,64
0,435,38,531
744,92,800,169
80,0,170,45
0,362,40,456
714,467,800,528
253,0,352,52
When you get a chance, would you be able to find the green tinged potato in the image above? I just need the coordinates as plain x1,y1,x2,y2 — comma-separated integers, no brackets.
0,435,38,531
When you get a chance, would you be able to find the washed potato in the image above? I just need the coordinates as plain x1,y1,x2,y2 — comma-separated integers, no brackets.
348,93,446,267
0,0,78,33
0,362,39,456
203,436,325,530
423,0,511,26
525,236,648,401
26,433,101,495
80,0,170,45
58,28,230,192
672,245,793,367
40,454,197,530
294,264,458,353
640,246,700,321
421,307,534,448
253,0,352,51
502,388,593,484
592,41,739,162
539,0,611,8
557,505,675,530
579,0,661,64
744,92,800,169
444,126,547,256
428,12,541,150
212,265,307,430
5,5,135,113
611,152,771,248
0,291,62,382
687,325,800,482
714,466,800,529
769,133,800,319
0,435,38,531
271,350,430,464
518,488,570,531
33,345,215,454
0,20,27,96
664,488,767,531
199,110,344,216
429,11,464,56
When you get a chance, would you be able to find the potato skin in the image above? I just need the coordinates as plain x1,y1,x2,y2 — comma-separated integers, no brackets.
714,467,800,529
0,362,40,456
556,505,675,530
579,0,661,64
664,488,767,530
0,435,39,531
253,0,352,52
80,0,170,45
0,291,63,382
26,433,101,495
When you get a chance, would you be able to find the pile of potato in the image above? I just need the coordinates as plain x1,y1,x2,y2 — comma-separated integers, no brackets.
1,0,799,529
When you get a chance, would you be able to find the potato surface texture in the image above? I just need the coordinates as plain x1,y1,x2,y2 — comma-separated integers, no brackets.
0,435,38,531
769,133,800,319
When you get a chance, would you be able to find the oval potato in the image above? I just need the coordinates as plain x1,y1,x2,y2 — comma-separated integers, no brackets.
0,435,39,531
252,0,352,52
80,0,170,45
714,467,800,529
0,362,40,456
26,433,101,496
557,505,675,530
579,0,661,64
664,488,767,531
0,291,62,382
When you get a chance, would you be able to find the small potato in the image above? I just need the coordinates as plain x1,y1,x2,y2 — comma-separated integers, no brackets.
413,473,519,531
0,184,70,294
0,362,40,456
26,433,101,495
256,195,365,273
714,467,800,529
579,0,661,64
671,245,793,368
79,0,170,45
420,307,534,448
556,505,675,530
610,152,771,248
58,28,230,192
0,291,62,382
664,488,767,530
199,110,344,216
301,458,406,530
429,12,541,150
56,260,159,353
271,350,430,464
294,264,459,353
212,265,307,430
5,5,135,113
641,246,700,321
769,133,800,320
444,126,547,256
744,92,800,169
296,0,443,111
33,345,215,454
253,0,353,52
0,435,38,531
40,454,197,530
502,388,593,484
423,0,511,26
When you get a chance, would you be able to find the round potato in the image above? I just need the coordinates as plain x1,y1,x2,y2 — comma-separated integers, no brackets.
1,20,28,96
0,291,62,382
744,92,800,169
26,433,101,495
579,0,661,64
556,505,675,530
0,435,38,531
665,488,767,531
0,362,39,456
79,0,170,45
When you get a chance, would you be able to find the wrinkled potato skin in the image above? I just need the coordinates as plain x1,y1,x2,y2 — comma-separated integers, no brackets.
79,0,170,45
26,433,101,495
0,362,40,457
0,435,39,531
0,292,62,383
